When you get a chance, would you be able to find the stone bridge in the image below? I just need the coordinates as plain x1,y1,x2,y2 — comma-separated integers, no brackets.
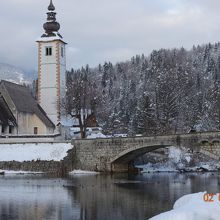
71,132,220,172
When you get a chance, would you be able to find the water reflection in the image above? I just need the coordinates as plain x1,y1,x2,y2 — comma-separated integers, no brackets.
0,173,219,220
0,176,80,220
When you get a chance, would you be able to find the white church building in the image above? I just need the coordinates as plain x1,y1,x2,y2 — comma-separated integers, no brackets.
0,0,66,136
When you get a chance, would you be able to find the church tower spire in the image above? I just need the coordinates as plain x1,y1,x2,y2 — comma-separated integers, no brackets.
48,0,55,11
37,0,67,130
42,0,62,38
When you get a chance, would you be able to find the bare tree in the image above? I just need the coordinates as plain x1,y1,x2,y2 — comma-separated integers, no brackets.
66,67,99,138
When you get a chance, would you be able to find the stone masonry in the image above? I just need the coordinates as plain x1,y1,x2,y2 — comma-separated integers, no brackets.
71,131,220,172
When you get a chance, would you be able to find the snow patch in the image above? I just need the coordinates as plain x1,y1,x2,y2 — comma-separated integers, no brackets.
149,192,220,220
36,33,66,43
0,63,31,84
86,133,106,139
69,170,99,175
168,146,182,163
136,163,178,172
185,156,191,163
0,143,73,162
0,170,43,175
137,146,220,173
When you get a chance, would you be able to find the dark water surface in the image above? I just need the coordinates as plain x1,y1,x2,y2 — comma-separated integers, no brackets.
0,172,219,220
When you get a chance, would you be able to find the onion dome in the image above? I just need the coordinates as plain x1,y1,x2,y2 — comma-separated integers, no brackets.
41,0,62,38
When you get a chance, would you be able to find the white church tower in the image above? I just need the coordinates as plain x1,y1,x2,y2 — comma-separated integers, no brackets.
37,0,67,128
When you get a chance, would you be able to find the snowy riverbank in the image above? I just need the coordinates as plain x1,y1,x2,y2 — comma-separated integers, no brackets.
136,146,220,173
149,192,220,220
69,170,99,175
0,170,43,174
0,143,72,162
136,161,220,173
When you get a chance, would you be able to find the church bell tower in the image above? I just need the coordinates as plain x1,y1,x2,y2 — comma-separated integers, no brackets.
37,0,67,128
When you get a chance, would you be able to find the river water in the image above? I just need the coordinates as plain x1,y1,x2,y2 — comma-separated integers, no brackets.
0,172,219,220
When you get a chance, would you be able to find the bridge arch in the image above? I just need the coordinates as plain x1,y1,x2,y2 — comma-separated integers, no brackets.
200,140,210,145
211,140,220,145
200,139,220,145
110,144,171,172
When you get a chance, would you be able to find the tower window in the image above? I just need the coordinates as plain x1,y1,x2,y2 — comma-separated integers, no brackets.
61,47,64,57
45,47,52,56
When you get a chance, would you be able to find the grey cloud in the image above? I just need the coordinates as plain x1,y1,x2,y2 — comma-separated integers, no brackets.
0,0,220,71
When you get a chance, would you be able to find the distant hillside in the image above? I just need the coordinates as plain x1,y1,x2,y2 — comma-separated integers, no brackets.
67,42,220,135
0,63,37,85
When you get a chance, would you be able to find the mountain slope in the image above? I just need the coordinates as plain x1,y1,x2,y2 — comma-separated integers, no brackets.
67,42,220,135
0,63,36,84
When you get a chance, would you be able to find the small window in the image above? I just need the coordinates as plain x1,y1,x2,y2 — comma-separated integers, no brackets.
61,47,64,57
9,126,13,134
45,47,52,56
1,126,5,134
34,127,38,135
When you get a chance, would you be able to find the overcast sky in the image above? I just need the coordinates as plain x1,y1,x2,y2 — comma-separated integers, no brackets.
1,0,220,71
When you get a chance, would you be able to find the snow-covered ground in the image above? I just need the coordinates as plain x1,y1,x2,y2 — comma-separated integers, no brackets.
69,170,99,175
137,161,220,172
136,146,220,172
86,132,106,139
0,170,43,174
149,192,220,220
136,163,179,172
0,143,72,162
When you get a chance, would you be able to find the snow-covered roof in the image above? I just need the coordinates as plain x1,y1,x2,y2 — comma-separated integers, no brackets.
36,32,67,44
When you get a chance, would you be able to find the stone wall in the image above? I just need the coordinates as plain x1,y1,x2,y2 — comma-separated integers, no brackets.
0,135,62,144
0,160,67,175
0,141,72,175
200,143,220,160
